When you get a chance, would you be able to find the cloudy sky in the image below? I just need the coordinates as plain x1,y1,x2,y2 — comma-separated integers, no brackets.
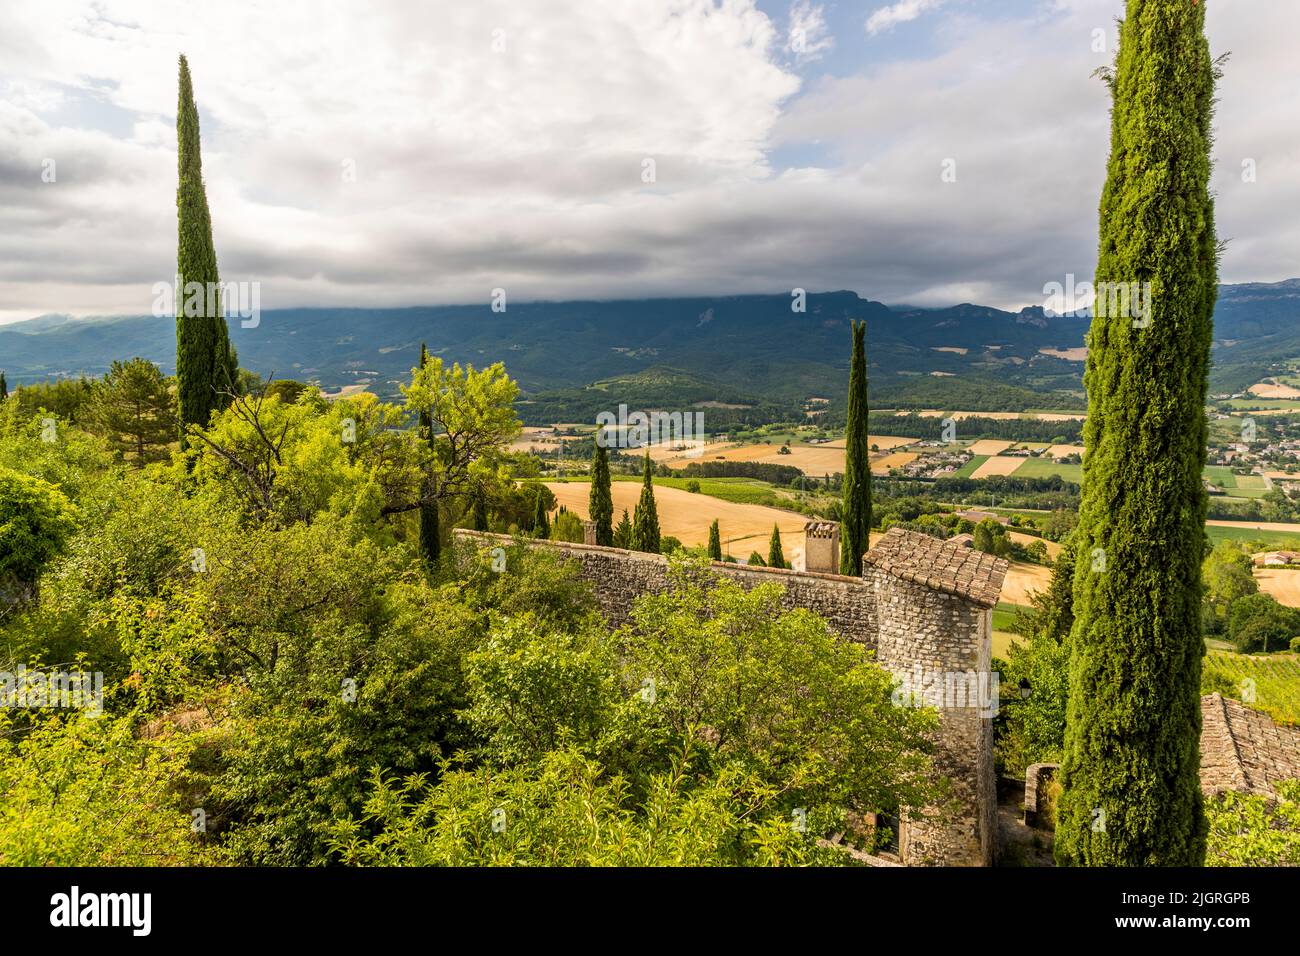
0,0,1295,324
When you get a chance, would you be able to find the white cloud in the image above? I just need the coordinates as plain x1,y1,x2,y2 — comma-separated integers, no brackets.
788,1,833,61
0,0,1296,324
865,0,946,36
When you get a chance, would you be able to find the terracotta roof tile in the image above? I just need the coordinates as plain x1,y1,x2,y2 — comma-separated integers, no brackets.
863,527,1008,608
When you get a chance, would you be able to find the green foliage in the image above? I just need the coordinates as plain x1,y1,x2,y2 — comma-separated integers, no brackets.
85,358,176,466
330,557,941,865
0,711,203,866
0,467,78,592
708,519,722,561
996,544,1076,776
1205,780,1300,866
551,509,584,543
972,518,1012,558
630,452,661,553
588,443,614,546
1057,0,1219,867
1225,593,1300,654
532,492,550,538
175,55,237,434
840,320,871,574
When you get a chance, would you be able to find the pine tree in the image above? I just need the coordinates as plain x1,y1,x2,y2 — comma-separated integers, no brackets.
613,509,632,549
417,344,440,567
840,319,871,575
175,55,237,438
86,358,175,466
708,519,722,561
1055,1,1219,867
630,451,661,553
533,492,550,539
768,524,785,569
589,442,614,546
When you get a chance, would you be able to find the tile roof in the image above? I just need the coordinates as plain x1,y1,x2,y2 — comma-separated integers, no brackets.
863,527,1008,608
1200,693,1300,798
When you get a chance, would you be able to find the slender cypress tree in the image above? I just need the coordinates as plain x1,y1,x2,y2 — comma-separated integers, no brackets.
533,492,550,539
840,320,871,575
416,344,441,567
589,442,614,546
0,372,7,401
613,509,632,549
708,519,722,561
630,452,661,553
175,55,237,435
1055,1,1218,867
768,524,785,569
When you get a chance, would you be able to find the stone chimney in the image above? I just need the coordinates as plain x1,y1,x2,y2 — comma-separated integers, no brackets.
582,520,597,546
804,521,840,574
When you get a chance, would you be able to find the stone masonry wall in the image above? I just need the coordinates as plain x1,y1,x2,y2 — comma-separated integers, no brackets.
453,530,877,646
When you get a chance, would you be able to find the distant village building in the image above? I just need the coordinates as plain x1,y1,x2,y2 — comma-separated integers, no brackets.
1253,551,1300,567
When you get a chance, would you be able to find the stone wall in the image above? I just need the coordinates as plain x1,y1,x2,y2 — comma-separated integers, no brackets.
451,527,998,866
453,530,876,646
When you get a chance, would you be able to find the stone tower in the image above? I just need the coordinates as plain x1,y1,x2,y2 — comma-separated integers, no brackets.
804,520,840,574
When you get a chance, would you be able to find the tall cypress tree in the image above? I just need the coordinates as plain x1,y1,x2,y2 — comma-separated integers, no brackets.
175,55,237,436
589,442,614,546
840,320,871,575
630,451,661,553
533,492,551,539
1055,1,1218,867
0,371,7,401
768,524,785,569
708,519,722,561
417,344,440,567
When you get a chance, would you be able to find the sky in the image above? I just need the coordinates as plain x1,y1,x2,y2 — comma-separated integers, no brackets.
0,0,1296,325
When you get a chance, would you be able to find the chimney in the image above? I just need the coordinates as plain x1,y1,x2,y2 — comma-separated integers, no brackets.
804,521,840,574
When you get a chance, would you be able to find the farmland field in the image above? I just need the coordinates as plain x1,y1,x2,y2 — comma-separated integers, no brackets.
1000,561,1052,605
968,439,1014,456
870,452,919,474
952,455,988,478
1203,651,1300,725
544,480,812,563
1043,444,1084,459
1010,457,1083,483
971,456,1026,479
1204,524,1300,550
1256,568,1300,608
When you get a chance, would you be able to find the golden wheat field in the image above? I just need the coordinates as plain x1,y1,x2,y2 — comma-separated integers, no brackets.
544,481,812,564
1256,568,1300,608
970,455,1027,479
870,452,919,474
999,561,1052,605
968,439,1014,456
1248,380,1300,399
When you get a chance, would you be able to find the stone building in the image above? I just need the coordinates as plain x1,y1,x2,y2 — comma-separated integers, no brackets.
453,522,1008,866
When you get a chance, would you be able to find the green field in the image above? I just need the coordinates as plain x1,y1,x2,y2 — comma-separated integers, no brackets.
1203,651,1300,725
953,455,988,478
1224,398,1300,411
1204,525,1300,549
1011,457,1083,483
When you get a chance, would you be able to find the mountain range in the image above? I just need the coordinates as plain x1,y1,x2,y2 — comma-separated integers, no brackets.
3,280,1297,423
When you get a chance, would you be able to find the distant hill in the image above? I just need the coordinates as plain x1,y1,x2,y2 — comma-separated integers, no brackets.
2,282,1296,420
